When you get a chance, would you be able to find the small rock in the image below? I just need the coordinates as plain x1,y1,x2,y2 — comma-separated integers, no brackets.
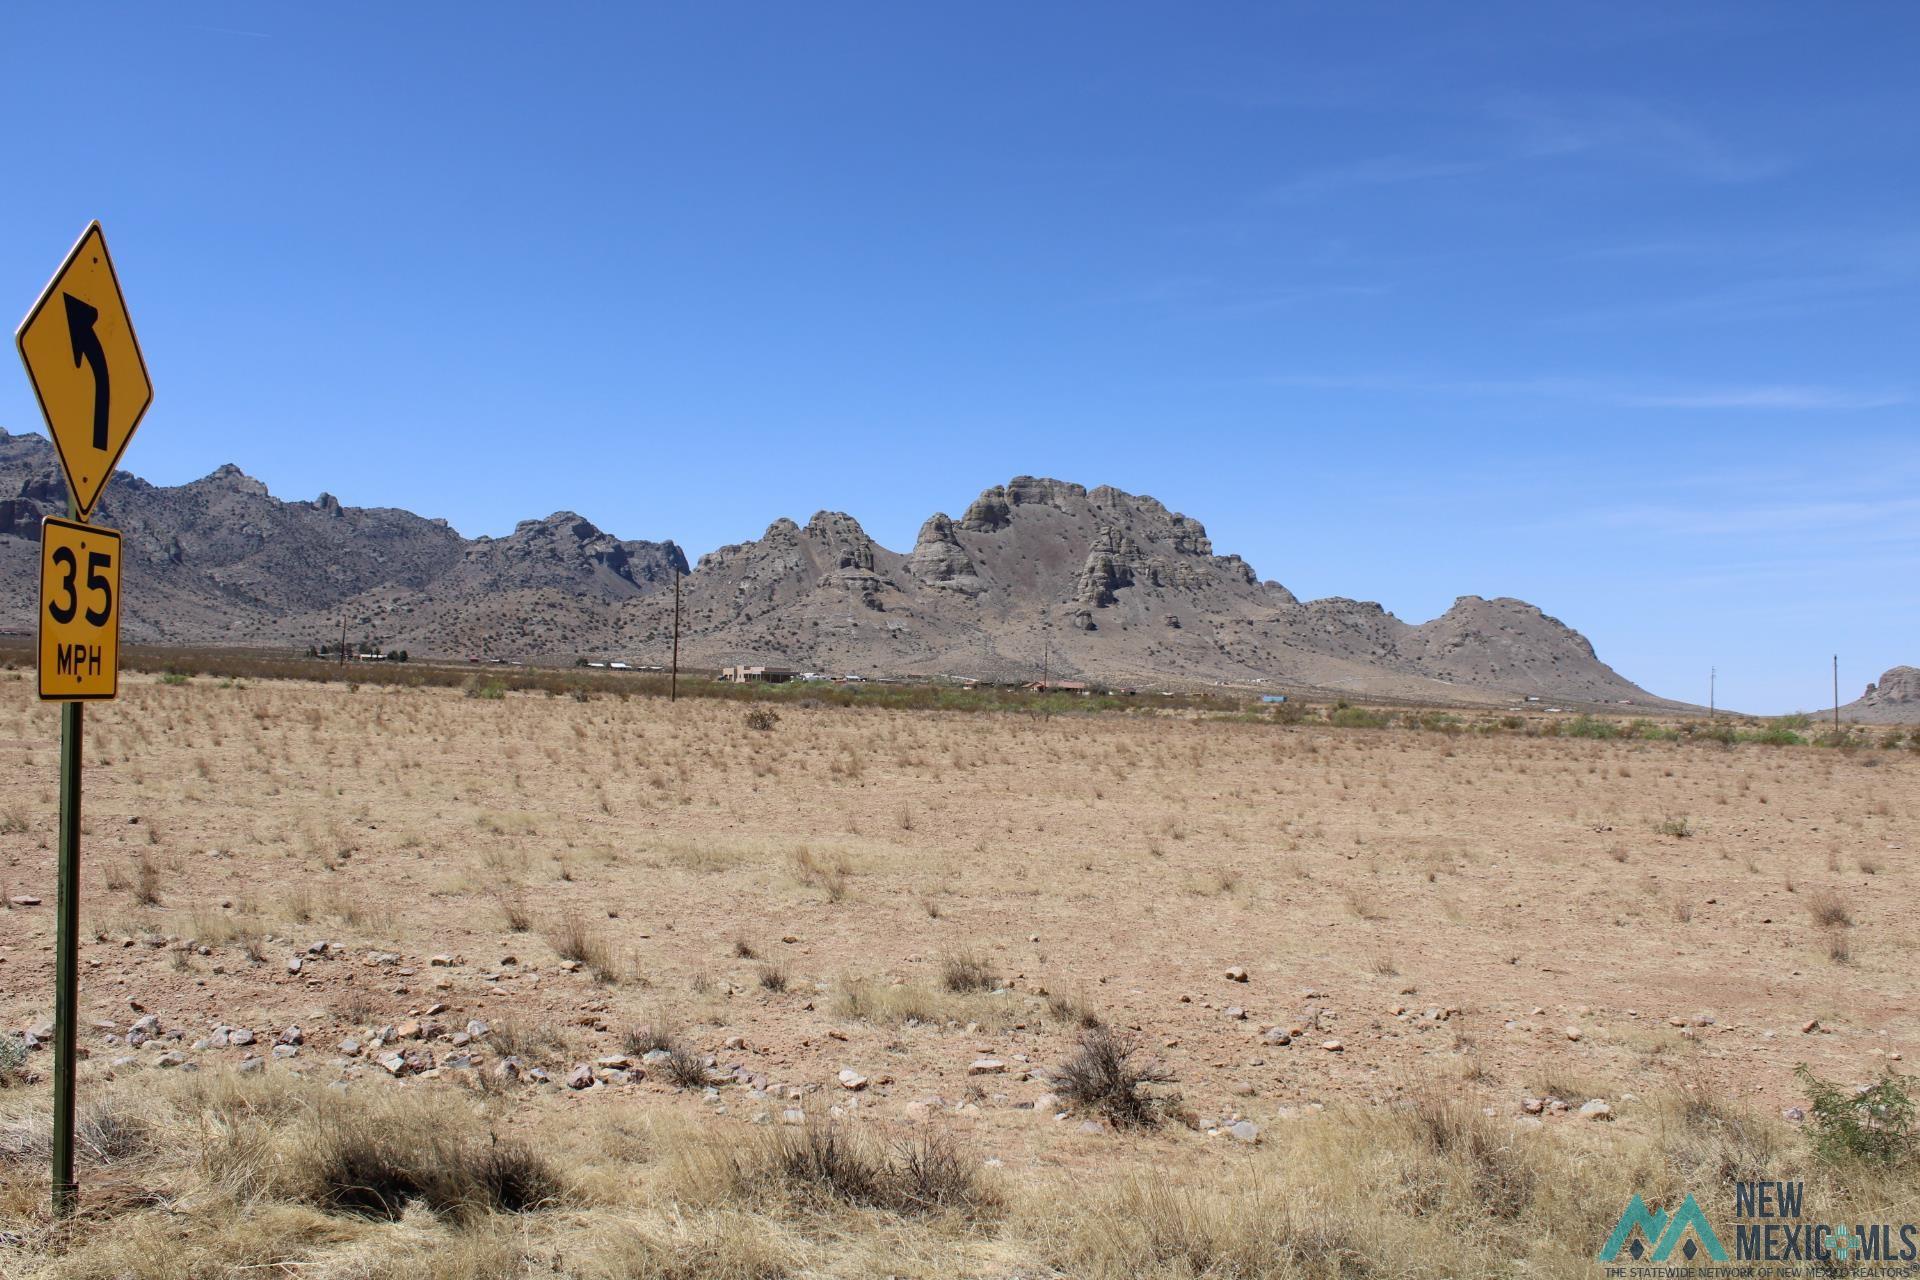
278,1026,303,1046
466,1019,490,1038
567,1064,595,1090
837,1068,868,1091
1320,1039,1343,1052
228,1028,256,1047
338,1037,363,1057
781,1108,806,1125
377,1053,408,1076
1579,1099,1614,1121
1224,966,1249,983
8,896,41,908
1521,1097,1544,1115
1782,1107,1805,1122
1227,1120,1260,1143
1564,1027,1582,1042
968,1058,1007,1075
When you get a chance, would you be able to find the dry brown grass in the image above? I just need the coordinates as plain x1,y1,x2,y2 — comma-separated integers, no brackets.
0,672,1913,1272
0,1066,1908,1278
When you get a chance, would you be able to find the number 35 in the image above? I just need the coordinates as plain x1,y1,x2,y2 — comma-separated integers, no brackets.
47,547,112,627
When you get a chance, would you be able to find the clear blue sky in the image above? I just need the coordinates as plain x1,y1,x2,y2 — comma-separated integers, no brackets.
3,3,1914,713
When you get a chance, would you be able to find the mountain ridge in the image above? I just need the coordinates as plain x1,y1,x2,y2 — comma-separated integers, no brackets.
0,427,1672,705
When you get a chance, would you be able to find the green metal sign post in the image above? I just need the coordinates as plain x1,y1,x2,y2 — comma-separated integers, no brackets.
51,697,81,1218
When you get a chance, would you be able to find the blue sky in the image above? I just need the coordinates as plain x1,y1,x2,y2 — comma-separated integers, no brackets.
2,3,1914,712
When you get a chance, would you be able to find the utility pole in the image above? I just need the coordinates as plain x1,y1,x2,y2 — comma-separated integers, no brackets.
338,616,347,666
670,568,681,703
1833,654,1840,731
1709,667,1715,719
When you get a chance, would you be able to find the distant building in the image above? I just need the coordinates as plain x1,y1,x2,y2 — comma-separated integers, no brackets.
1024,680,1089,693
719,665,795,684
1260,694,1288,704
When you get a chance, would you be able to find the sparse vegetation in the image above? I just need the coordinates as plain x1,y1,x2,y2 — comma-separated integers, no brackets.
1056,1026,1178,1128
1796,1065,1916,1165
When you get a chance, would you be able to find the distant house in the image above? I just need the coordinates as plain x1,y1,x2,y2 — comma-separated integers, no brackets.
1024,680,1089,693
719,665,795,684
1260,694,1288,704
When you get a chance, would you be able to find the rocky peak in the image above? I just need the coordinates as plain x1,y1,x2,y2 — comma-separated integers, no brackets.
1861,666,1920,705
199,464,271,497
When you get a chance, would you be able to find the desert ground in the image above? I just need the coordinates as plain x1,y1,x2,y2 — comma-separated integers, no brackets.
0,672,1913,1277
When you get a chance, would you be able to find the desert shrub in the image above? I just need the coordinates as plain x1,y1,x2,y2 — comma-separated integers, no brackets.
623,1018,677,1057
1329,706,1390,730
940,950,997,993
462,676,506,700
313,1127,560,1219
1796,1066,1916,1166
0,1034,27,1088
757,962,789,992
1564,715,1617,740
1805,889,1852,928
1047,990,1103,1029
660,1039,712,1090
738,1122,995,1218
1744,724,1805,747
487,1018,567,1067
1655,815,1694,838
1056,1026,1177,1129
497,891,532,933
546,913,624,983
744,707,780,731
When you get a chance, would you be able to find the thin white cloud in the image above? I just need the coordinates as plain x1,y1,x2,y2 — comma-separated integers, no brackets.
1619,386,1908,411
1260,154,1487,205
1255,371,1905,412
1592,496,1920,539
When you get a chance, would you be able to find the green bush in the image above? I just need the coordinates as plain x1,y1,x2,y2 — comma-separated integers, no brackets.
0,1033,27,1086
1329,706,1391,730
1795,1065,1915,1165
1564,715,1618,740
1742,725,1804,747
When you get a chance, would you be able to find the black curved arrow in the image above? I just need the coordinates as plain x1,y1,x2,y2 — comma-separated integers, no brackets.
62,293,110,450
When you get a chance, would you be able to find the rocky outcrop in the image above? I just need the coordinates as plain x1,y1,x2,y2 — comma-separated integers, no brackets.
907,514,983,594
1835,666,1920,724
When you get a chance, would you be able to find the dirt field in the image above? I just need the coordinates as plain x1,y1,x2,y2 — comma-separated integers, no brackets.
0,673,1913,1276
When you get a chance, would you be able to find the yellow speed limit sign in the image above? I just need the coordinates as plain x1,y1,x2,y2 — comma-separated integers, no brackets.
38,516,121,701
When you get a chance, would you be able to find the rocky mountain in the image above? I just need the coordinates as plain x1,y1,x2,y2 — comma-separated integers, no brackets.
0,428,687,656
1835,666,1920,724
0,428,1669,704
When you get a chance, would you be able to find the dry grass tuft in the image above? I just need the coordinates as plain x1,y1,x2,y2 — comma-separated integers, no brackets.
939,949,997,993
1806,888,1853,928
545,913,626,983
